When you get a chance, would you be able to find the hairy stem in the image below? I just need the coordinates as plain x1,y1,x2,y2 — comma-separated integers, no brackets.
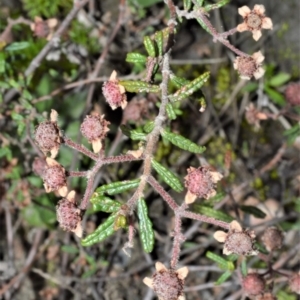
181,210,230,230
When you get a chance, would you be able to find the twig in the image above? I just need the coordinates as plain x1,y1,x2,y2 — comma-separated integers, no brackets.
4,0,90,103
31,268,80,296
0,229,44,296
84,0,126,113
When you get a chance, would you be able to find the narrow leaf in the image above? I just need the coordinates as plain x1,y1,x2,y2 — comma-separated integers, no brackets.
161,130,206,154
206,251,233,270
154,31,164,56
268,73,291,87
81,215,116,246
166,103,177,120
264,86,285,106
151,159,184,192
194,0,204,6
240,205,266,219
120,125,147,141
5,41,30,51
183,0,192,11
215,270,232,285
196,18,211,34
96,179,140,196
137,198,155,253
169,72,210,102
194,205,234,222
90,194,122,213
144,121,155,133
119,80,160,93
241,258,248,277
170,74,190,88
126,52,147,64
143,36,156,57
204,0,230,12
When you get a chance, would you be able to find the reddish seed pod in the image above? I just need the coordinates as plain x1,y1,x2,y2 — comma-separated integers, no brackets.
34,110,61,158
80,114,110,153
233,51,265,80
214,221,258,256
184,166,222,204
32,157,47,177
56,191,82,237
261,227,284,251
42,158,68,197
285,82,300,106
289,273,300,295
102,71,127,110
56,198,81,231
242,273,265,296
143,262,188,300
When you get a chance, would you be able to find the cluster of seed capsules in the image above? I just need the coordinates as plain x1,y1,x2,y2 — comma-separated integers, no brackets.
33,109,110,237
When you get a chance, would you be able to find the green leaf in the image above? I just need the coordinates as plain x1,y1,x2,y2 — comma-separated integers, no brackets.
277,290,298,300
196,18,211,34
215,270,232,285
81,214,116,246
204,0,230,12
240,205,266,219
169,72,210,102
5,41,30,51
194,205,234,222
268,73,291,87
241,258,248,277
242,82,258,92
0,52,5,73
126,52,147,64
61,245,79,254
194,0,204,6
143,36,156,57
0,146,12,160
161,130,206,154
183,0,192,10
90,194,122,213
283,124,300,145
264,86,285,106
169,74,190,88
134,0,162,8
151,159,184,192
95,179,141,196
119,80,160,93
166,103,177,120
206,251,234,270
143,121,155,133
137,198,155,253
120,125,147,141
154,31,164,56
